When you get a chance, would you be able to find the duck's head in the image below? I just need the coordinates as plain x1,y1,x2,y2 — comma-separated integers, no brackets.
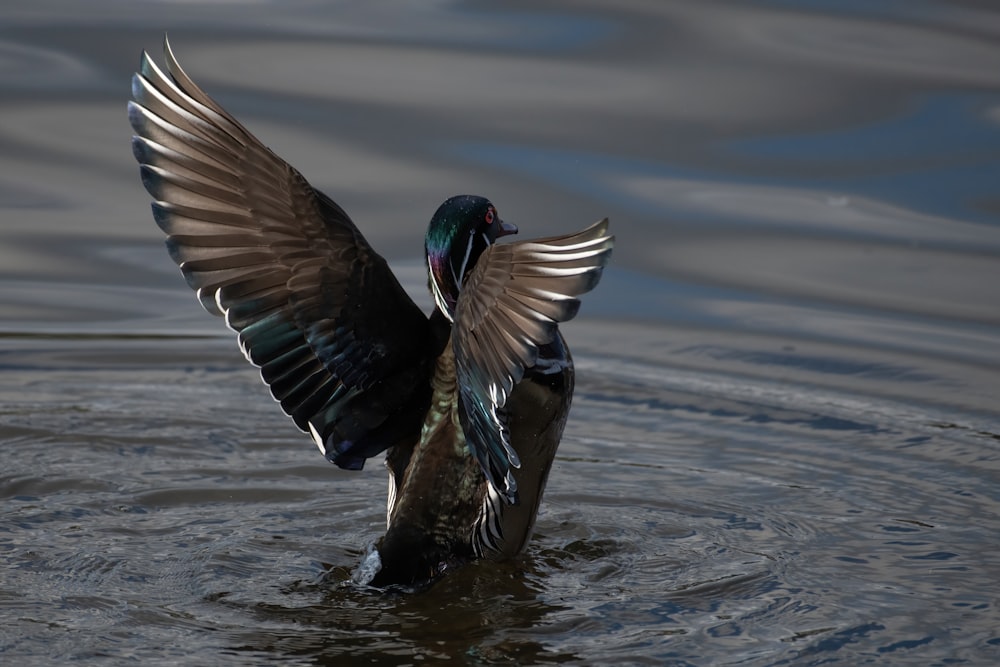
425,195,517,320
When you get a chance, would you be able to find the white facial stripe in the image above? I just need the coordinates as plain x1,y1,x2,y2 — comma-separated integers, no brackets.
455,230,476,290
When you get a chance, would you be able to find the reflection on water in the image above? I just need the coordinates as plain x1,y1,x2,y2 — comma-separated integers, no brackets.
1,0,1000,664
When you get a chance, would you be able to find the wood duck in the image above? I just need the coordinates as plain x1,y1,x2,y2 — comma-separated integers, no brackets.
128,39,613,587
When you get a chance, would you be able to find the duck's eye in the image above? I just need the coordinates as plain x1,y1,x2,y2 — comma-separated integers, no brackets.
484,208,495,224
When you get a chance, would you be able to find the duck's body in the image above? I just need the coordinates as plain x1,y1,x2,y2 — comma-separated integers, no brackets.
129,38,612,587
376,335,573,585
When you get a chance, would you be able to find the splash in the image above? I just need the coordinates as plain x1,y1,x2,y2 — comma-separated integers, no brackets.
351,544,382,586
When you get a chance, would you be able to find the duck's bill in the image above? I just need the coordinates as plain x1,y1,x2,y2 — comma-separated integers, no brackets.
498,219,518,237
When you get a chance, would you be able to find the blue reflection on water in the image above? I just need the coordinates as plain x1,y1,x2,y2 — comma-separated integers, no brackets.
729,93,1000,225
453,9,619,51
586,267,765,327
447,91,1000,227
443,141,697,218
731,95,998,162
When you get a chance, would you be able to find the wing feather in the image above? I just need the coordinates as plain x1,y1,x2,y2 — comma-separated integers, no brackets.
453,219,613,503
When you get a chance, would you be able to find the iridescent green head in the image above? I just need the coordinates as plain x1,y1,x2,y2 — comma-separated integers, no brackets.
425,195,517,320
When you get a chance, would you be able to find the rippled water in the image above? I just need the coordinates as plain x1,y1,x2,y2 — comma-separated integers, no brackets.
2,2,1000,664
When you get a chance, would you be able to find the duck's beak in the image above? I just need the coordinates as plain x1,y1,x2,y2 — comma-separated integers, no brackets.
497,218,518,237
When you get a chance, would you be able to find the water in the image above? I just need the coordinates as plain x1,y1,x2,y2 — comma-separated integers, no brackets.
2,1,1000,664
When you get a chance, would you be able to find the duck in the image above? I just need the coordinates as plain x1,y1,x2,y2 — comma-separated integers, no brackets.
128,38,613,587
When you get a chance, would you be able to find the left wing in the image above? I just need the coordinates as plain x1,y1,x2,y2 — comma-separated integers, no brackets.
452,219,613,503
128,38,435,468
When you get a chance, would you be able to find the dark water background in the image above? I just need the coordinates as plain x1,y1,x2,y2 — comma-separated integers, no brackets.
2,1,999,664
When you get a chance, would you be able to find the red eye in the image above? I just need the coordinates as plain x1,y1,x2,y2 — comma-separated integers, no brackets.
485,207,495,224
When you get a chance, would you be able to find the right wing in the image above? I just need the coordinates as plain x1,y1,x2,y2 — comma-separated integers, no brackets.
452,219,614,503
128,37,433,468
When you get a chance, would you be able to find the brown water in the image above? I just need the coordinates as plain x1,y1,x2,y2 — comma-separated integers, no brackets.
2,1,1000,664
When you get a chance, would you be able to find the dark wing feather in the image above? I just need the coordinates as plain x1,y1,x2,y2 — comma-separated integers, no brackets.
128,37,433,468
453,219,613,503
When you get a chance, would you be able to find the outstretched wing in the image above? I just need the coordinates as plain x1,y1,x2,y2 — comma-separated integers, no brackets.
128,37,433,468
453,219,613,503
